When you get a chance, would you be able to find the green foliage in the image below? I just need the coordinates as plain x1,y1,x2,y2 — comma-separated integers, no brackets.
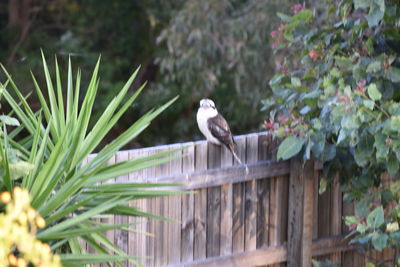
150,0,293,143
263,0,400,258
277,135,304,160
1,0,184,147
354,0,385,27
0,53,180,265
1,0,294,146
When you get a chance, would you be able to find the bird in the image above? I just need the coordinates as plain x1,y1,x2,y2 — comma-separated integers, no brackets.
196,98,243,165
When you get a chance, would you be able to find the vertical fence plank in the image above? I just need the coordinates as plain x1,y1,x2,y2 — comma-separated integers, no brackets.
153,147,170,266
269,175,289,267
301,160,314,267
281,175,289,244
269,177,278,249
162,148,171,266
127,149,140,267
206,143,221,258
114,151,129,266
194,142,208,260
232,136,246,253
245,134,258,251
341,201,354,266
145,148,157,267
100,155,116,267
181,143,195,263
137,150,149,267
382,248,389,264
220,144,233,256
331,173,342,264
168,145,183,265
264,134,277,267
85,154,100,267
316,170,331,263
313,168,319,240
371,249,378,264
287,159,314,267
257,134,270,249
318,172,331,238
353,251,365,266
279,175,289,267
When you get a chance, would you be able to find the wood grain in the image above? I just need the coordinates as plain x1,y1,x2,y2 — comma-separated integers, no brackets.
244,134,258,251
114,151,129,266
206,143,221,257
170,235,356,267
79,132,361,266
167,145,183,265
287,159,315,267
287,159,303,267
145,148,157,267
181,143,195,263
330,173,342,264
341,200,354,266
139,160,289,189
220,144,233,256
232,136,246,253
194,142,208,260
154,147,169,266
301,160,314,267
256,134,270,250
100,155,115,267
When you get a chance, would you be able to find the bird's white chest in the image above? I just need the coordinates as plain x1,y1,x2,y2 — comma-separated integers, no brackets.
197,108,221,145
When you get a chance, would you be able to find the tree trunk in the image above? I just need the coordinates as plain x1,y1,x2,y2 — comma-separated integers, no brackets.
7,0,34,65
8,0,21,27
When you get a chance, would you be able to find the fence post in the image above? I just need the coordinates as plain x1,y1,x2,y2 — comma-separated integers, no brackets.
287,159,315,267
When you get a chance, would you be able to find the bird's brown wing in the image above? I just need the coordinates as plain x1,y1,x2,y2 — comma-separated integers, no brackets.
208,114,241,164
207,114,235,147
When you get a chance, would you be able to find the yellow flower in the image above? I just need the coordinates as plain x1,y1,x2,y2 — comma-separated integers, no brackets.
18,212,28,225
8,254,17,265
13,186,22,196
0,187,61,267
35,216,46,229
0,192,11,203
16,258,27,267
26,208,36,221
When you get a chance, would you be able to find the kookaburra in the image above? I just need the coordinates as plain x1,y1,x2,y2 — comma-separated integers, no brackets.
196,98,242,164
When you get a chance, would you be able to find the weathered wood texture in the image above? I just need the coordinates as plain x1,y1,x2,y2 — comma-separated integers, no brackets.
287,159,315,267
83,132,395,266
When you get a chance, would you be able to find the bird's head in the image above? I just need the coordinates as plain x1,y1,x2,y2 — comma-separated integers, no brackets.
199,98,216,110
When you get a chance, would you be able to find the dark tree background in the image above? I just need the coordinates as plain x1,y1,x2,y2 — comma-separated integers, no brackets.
0,0,294,148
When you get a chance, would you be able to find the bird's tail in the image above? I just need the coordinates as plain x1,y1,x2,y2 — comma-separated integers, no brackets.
229,141,249,174
232,149,243,165
229,143,242,165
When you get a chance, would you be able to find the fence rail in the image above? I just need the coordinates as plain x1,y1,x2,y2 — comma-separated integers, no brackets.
140,160,290,189
85,132,398,266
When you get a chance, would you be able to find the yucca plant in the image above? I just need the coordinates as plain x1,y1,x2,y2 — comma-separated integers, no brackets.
0,52,181,266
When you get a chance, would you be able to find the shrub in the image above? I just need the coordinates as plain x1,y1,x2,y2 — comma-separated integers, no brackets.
263,0,400,260
0,52,180,265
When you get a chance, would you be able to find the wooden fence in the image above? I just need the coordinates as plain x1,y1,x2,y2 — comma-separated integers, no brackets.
86,132,398,266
